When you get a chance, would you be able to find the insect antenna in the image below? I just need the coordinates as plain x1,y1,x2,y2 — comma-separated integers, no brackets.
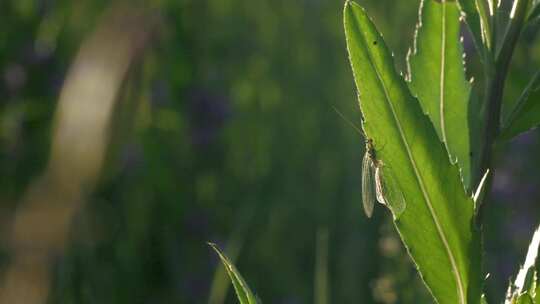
332,105,365,137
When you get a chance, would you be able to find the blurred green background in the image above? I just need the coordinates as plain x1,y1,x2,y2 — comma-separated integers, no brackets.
1,0,539,303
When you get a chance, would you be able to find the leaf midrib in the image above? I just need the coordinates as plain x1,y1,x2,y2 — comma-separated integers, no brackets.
348,8,466,303
440,1,448,145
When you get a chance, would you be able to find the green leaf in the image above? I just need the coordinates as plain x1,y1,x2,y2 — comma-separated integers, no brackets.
408,0,473,189
344,2,481,304
535,278,540,303
501,71,540,140
455,0,490,55
475,0,493,50
208,243,259,304
314,228,329,304
516,294,534,304
208,206,255,304
506,225,540,303
528,0,540,21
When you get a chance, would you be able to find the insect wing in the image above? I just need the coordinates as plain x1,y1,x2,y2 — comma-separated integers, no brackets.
362,152,376,218
374,166,386,206
375,166,406,219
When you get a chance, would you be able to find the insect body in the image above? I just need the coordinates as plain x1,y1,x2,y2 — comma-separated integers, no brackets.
362,139,406,219
361,139,379,218
331,106,405,219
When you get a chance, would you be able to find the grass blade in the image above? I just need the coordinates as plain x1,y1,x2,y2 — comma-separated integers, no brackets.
314,229,330,304
208,243,259,304
208,206,255,304
344,2,482,303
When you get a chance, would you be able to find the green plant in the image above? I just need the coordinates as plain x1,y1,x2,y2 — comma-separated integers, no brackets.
211,0,540,303
209,243,259,304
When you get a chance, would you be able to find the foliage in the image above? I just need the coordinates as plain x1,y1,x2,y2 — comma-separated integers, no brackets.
506,225,540,303
1,0,540,303
218,0,540,302
502,71,540,139
408,0,473,188
340,0,540,303
344,1,481,303
209,243,259,304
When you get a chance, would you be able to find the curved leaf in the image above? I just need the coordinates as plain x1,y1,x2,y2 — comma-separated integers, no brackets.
408,0,473,188
501,71,540,140
344,2,481,304
456,0,490,55
209,243,259,304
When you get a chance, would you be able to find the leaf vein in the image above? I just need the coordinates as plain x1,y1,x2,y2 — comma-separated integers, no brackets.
350,10,466,303
440,1,448,145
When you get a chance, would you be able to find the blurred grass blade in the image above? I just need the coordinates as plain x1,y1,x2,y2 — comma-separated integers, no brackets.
0,6,154,303
314,229,329,304
208,206,255,304
408,0,473,188
209,243,259,304
501,71,540,140
344,2,481,304
208,242,243,304
506,225,540,303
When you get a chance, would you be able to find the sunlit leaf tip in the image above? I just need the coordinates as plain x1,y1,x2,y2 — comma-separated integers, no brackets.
208,242,259,304
506,225,540,303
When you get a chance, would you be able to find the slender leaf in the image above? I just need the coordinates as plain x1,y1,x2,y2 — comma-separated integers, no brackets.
501,71,540,140
208,243,259,304
408,0,473,188
455,0,490,56
208,206,255,304
506,225,540,303
344,2,481,304
314,229,329,304
475,0,492,50
528,0,540,20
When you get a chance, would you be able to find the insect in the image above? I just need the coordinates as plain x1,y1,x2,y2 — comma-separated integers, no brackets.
361,139,378,217
362,139,405,219
333,106,406,219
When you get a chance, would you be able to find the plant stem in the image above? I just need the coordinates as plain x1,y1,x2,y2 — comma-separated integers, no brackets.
476,0,530,223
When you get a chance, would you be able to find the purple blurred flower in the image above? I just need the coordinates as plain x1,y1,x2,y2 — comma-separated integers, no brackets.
187,88,231,147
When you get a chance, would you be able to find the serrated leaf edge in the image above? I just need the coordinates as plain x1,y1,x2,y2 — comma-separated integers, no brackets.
344,2,467,303
406,0,473,189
